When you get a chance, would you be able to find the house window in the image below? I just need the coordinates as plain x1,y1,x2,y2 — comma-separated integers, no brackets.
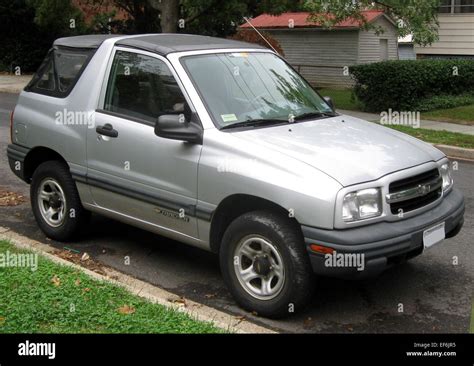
439,0,474,13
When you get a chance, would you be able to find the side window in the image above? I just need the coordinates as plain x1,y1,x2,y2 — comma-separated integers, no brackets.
35,55,56,91
54,49,90,92
26,48,93,97
104,50,188,123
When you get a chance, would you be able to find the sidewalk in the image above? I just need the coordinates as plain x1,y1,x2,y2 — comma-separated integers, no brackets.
0,74,32,94
338,109,474,136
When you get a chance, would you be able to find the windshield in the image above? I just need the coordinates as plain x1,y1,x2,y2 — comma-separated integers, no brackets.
181,52,334,129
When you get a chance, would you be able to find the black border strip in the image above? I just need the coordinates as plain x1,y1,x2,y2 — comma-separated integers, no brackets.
74,171,214,222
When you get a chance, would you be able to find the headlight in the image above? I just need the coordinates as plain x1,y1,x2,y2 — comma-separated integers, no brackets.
440,163,453,192
342,188,382,222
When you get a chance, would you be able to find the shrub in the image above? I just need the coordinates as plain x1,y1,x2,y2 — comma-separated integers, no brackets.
349,60,474,112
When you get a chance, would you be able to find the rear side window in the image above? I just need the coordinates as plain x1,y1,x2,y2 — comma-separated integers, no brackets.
35,54,56,91
54,49,90,92
26,47,94,97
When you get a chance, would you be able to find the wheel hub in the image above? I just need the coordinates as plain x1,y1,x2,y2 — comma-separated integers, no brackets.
49,195,62,209
233,236,285,301
253,255,272,276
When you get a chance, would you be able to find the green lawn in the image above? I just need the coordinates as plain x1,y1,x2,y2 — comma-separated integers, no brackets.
423,104,474,125
319,88,474,125
318,88,363,111
387,125,474,149
0,240,221,333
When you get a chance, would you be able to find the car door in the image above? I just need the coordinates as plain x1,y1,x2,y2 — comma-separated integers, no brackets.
86,48,202,238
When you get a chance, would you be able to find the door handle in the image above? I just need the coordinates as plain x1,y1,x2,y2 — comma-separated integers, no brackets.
96,123,118,138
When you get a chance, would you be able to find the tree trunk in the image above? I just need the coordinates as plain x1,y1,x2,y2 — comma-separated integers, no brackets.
149,0,180,33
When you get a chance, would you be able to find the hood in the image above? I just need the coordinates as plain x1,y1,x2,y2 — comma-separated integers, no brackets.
232,115,445,187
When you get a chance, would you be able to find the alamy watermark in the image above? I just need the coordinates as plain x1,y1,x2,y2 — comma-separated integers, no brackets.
55,109,95,129
217,157,264,174
0,250,38,272
324,251,365,272
18,341,55,360
380,109,420,128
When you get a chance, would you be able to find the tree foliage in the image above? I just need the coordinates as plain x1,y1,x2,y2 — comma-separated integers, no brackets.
304,0,441,46
27,0,88,37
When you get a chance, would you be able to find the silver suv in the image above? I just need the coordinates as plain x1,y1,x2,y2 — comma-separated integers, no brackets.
7,34,464,318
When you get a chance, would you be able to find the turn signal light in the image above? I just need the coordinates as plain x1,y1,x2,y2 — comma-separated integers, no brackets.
310,244,335,255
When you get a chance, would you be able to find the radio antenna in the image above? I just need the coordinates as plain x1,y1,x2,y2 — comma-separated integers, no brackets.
242,16,279,54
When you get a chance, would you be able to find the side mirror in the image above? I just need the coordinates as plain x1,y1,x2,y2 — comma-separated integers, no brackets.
323,96,335,111
154,114,203,144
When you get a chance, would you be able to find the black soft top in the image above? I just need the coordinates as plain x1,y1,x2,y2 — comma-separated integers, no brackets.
53,34,122,49
53,34,265,54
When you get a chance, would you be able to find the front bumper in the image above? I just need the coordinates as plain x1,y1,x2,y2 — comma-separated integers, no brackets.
303,188,465,279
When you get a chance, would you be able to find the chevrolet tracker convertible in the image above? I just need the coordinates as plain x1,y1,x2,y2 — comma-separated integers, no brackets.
7,34,465,318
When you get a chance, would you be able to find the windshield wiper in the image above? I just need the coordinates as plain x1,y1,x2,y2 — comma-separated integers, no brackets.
293,111,338,121
220,118,287,130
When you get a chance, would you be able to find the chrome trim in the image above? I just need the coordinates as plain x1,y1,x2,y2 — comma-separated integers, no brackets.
385,176,443,204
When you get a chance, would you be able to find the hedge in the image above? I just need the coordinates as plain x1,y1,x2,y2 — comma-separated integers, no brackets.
349,60,474,112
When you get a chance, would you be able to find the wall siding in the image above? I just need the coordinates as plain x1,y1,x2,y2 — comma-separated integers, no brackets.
358,17,399,64
415,14,474,56
267,29,359,88
266,16,398,88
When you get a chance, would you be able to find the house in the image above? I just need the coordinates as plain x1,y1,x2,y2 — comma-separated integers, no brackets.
415,0,474,59
239,11,399,88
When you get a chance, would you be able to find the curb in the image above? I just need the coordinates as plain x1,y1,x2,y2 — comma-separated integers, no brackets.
0,227,276,334
434,144,474,161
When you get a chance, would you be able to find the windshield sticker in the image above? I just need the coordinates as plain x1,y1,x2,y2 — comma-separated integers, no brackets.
221,114,238,123
230,52,249,58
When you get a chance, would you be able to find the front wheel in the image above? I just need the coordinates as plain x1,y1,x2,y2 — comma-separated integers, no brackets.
31,160,89,241
220,210,314,318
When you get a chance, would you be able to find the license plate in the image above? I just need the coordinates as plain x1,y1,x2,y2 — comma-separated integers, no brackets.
423,222,445,249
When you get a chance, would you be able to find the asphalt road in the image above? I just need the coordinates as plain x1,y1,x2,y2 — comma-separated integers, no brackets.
0,92,472,333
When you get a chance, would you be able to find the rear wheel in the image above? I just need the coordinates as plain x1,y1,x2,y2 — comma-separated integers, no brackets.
31,161,89,241
220,210,314,318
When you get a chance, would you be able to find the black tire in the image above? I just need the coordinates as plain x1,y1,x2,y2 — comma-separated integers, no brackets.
30,160,89,241
219,210,314,318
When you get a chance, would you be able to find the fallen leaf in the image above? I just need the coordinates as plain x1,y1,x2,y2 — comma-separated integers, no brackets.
118,305,135,315
0,190,27,206
167,295,186,306
0,316,5,325
74,279,81,286
81,253,90,261
51,275,61,287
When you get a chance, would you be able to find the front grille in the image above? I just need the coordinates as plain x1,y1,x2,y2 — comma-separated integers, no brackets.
389,168,442,214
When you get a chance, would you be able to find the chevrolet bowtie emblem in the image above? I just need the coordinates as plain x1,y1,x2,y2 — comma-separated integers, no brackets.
417,184,431,195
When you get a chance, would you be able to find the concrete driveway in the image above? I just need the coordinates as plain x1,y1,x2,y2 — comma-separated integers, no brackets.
1,92,473,333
